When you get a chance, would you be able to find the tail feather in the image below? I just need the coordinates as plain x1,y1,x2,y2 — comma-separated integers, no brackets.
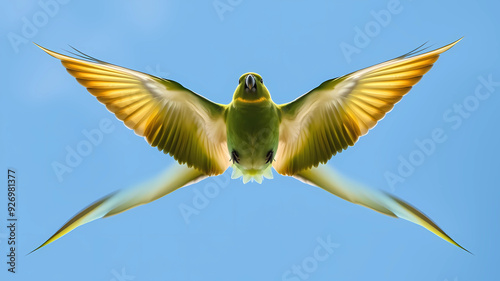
294,164,470,253
30,164,207,254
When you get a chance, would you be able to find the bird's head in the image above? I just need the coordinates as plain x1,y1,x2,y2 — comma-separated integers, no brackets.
232,72,271,103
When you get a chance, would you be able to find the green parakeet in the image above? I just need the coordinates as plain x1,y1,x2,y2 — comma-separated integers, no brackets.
32,39,469,253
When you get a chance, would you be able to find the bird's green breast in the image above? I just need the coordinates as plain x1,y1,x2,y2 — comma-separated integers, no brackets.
226,100,280,172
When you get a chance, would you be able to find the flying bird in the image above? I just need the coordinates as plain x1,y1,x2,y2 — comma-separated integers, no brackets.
32,39,469,253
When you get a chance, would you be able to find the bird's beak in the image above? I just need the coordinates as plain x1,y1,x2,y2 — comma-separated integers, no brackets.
245,74,256,91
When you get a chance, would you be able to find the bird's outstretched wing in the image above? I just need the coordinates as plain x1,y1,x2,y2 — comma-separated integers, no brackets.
295,165,469,252
31,164,207,253
274,39,461,176
37,45,230,176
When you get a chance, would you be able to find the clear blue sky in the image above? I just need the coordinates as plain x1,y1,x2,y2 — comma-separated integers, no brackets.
1,0,499,280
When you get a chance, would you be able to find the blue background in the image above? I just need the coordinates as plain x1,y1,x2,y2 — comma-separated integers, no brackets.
1,0,498,280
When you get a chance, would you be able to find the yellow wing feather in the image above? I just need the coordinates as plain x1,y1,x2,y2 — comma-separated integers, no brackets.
275,39,461,175
37,45,230,175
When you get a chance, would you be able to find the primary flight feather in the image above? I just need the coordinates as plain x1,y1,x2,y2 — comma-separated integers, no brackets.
32,39,469,253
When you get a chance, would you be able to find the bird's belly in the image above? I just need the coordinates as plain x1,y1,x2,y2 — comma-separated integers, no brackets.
229,125,278,167
226,104,280,171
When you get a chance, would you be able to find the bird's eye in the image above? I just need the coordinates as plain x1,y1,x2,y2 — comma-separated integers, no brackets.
231,150,240,164
260,78,263,84
265,150,273,164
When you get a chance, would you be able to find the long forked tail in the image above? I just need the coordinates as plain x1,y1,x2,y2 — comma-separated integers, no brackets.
30,164,207,254
294,164,470,253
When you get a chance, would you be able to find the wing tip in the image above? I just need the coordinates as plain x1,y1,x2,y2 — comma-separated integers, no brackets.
436,37,463,53
34,42,67,60
401,37,463,60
